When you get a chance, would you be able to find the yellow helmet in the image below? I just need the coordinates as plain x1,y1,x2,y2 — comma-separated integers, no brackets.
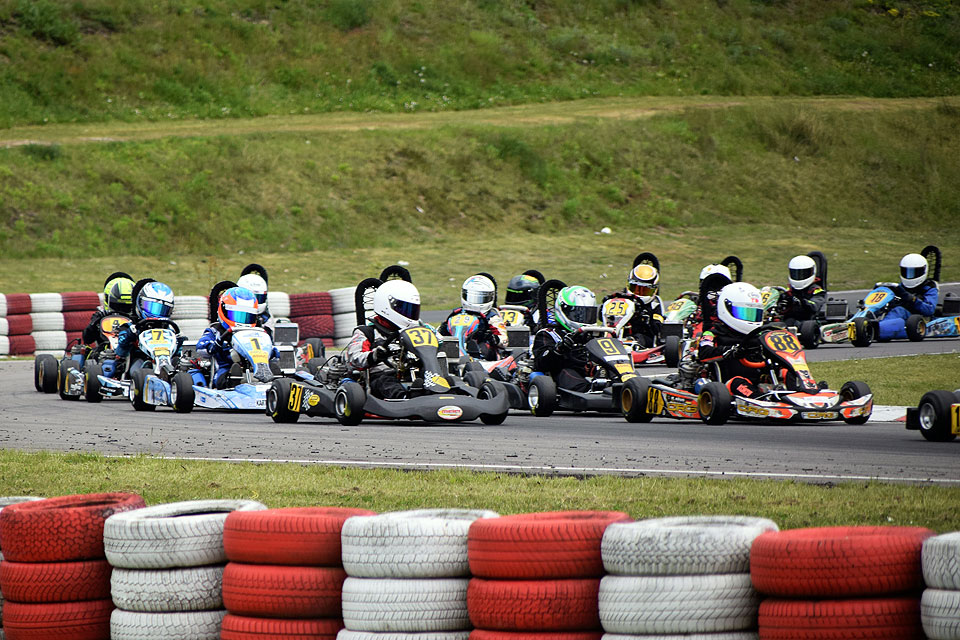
105,278,135,316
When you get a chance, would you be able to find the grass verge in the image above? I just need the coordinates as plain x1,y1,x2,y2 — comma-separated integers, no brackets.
809,353,960,407
1,450,958,531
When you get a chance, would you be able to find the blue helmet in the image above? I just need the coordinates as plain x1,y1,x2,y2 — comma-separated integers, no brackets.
137,282,175,320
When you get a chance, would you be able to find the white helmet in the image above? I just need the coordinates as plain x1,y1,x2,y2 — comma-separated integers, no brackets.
899,253,928,289
373,280,421,331
628,264,660,304
717,282,765,335
788,255,817,290
237,273,268,314
699,264,732,283
555,286,598,332
461,275,496,314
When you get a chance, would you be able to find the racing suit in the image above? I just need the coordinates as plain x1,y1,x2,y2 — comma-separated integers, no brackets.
532,325,591,393
602,292,664,347
439,308,507,361
697,324,764,397
877,280,939,340
346,324,406,399
781,284,825,325
191,324,280,388
113,319,182,379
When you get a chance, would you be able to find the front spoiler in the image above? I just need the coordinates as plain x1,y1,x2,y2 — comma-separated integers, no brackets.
557,385,622,413
97,375,131,398
142,376,271,411
363,392,509,422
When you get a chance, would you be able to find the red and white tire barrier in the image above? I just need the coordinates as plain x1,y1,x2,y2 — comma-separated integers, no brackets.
0,293,100,356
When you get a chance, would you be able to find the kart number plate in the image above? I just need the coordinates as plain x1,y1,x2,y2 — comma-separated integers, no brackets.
449,314,476,328
647,387,664,415
288,383,305,412
248,349,268,364
153,348,170,356
500,309,522,326
404,327,438,347
603,299,630,317
865,291,888,306
763,330,801,356
666,300,684,312
953,404,960,435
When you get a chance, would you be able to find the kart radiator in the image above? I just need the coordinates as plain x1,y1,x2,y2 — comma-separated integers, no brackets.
825,298,849,322
942,293,960,316
273,322,300,346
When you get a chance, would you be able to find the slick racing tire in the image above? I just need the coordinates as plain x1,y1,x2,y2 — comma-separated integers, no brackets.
58,358,80,401
104,499,267,569
222,563,346,618
468,511,631,580
221,614,343,640
621,376,653,423
266,377,300,424
921,589,960,640
750,526,934,598
906,314,926,342
2,600,113,640
171,372,195,413
110,609,227,640
0,559,112,603
839,380,872,426
223,506,375,566
110,566,225,612
758,596,923,640
479,380,508,425
342,509,498,579
130,368,155,411
916,390,957,442
467,578,600,632
851,317,874,347
83,360,103,403
335,382,366,426
0,492,145,562
923,532,960,590
34,354,58,393
799,321,820,349
601,515,779,576
698,382,731,426
598,574,760,635
528,375,557,418
664,334,682,368
342,577,470,632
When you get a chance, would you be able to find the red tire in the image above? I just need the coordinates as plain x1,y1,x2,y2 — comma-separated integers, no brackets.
294,315,335,339
5,294,32,315
220,613,342,639
0,493,146,562
60,292,100,312
758,597,924,639
224,507,375,566
8,335,36,356
750,526,934,597
222,563,346,618
6,315,33,336
2,599,113,640
63,312,93,332
0,559,111,603
470,633,602,640
467,578,601,632
468,511,631,579
289,293,333,317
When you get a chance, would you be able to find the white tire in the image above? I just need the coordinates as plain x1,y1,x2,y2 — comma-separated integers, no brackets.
0,294,7,317
30,313,64,331
342,577,470,632
602,516,778,576
922,589,960,640
176,319,210,342
29,293,62,313
924,532,960,590
599,574,760,635
111,566,224,612
603,634,759,640
0,336,8,356
342,509,498,579
334,312,356,339
104,500,266,569
330,287,356,315
172,296,209,321
0,318,7,336
110,609,226,640
267,292,291,319
31,330,67,352
338,633,471,640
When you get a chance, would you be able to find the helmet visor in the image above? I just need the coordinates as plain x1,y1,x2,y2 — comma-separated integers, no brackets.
463,289,495,306
564,304,598,325
629,283,657,297
789,267,814,283
727,303,763,324
391,298,420,322
505,289,533,306
224,308,257,327
141,299,173,319
253,292,267,306
901,265,925,281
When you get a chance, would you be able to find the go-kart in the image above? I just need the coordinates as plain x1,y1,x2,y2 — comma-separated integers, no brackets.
600,296,665,366
759,286,822,349
620,326,873,426
905,390,960,442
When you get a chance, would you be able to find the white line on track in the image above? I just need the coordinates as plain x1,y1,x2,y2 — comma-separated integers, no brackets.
104,454,960,485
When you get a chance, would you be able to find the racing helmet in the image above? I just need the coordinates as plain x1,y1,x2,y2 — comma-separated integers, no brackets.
787,255,817,290
554,286,598,332
237,273,268,315
105,277,135,316
137,282,175,321
899,253,928,289
373,280,421,331
699,263,732,283
461,275,496,314
218,286,259,331
717,282,765,335
628,263,660,304
505,274,540,309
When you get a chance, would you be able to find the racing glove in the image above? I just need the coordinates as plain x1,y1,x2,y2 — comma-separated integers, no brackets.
722,344,741,360
560,333,578,352
370,344,388,364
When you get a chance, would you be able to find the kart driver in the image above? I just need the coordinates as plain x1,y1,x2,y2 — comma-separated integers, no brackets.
532,285,599,393
877,253,939,340
780,255,825,326
697,282,766,398
112,281,180,378
439,275,507,360
503,273,542,329
237,271,272,336
83,274,135,346
346,279,423,400
602,263,664,348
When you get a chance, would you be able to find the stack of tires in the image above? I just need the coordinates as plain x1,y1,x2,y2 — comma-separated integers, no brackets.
103,499,266,640
219,507,375,639
340,508,499,639
329,287,356,346
921,532,960,640
290,292,335,348
171,295,209,341
750,526,935,639
599,515,778,639
0,292,100,356
467,511,631,639
0,497,42,638
0,493,146,640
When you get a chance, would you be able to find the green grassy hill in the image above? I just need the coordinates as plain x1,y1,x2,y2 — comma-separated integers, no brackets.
1,0,957,128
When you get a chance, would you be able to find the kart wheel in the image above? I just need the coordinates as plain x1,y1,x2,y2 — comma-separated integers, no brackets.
663,335,681,369
35,354,58,393
851,317,873,347
622,376,653,423
906,314,926,342
799,320,820,349
171,372,195,414
478,380,508,425
839,380,872,425
463,361,485,375
304,338,325,361
335,382,366,426
916,390,956,442
528,375,557,418
307,357,325,377
58,359,79,401
464,370,487,389
698,382,731,425
130,368,156,412
267,378,300,424
83,361,103,404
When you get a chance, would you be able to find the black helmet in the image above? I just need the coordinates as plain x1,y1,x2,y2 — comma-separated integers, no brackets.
107,278,135,316
505,274,541,309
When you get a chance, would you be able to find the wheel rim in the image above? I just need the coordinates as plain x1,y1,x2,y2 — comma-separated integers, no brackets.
528,386,539,409
919,403,936,431
266,387,277,413
699,392,714,416
918,321,926,336
622,387,633,412
171,382,178,405
335,391,347,416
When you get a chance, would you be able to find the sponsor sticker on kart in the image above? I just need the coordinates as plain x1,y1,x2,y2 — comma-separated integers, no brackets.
307,393,320,407
803,411,838,420
437,405,463,420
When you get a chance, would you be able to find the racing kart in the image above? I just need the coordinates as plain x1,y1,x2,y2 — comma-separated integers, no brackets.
905,389,960,442
620,326,873,426
600,296,665,366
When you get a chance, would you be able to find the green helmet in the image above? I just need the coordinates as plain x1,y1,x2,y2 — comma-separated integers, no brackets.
554,286,598,332
106,278,135,316
505,274,540,309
